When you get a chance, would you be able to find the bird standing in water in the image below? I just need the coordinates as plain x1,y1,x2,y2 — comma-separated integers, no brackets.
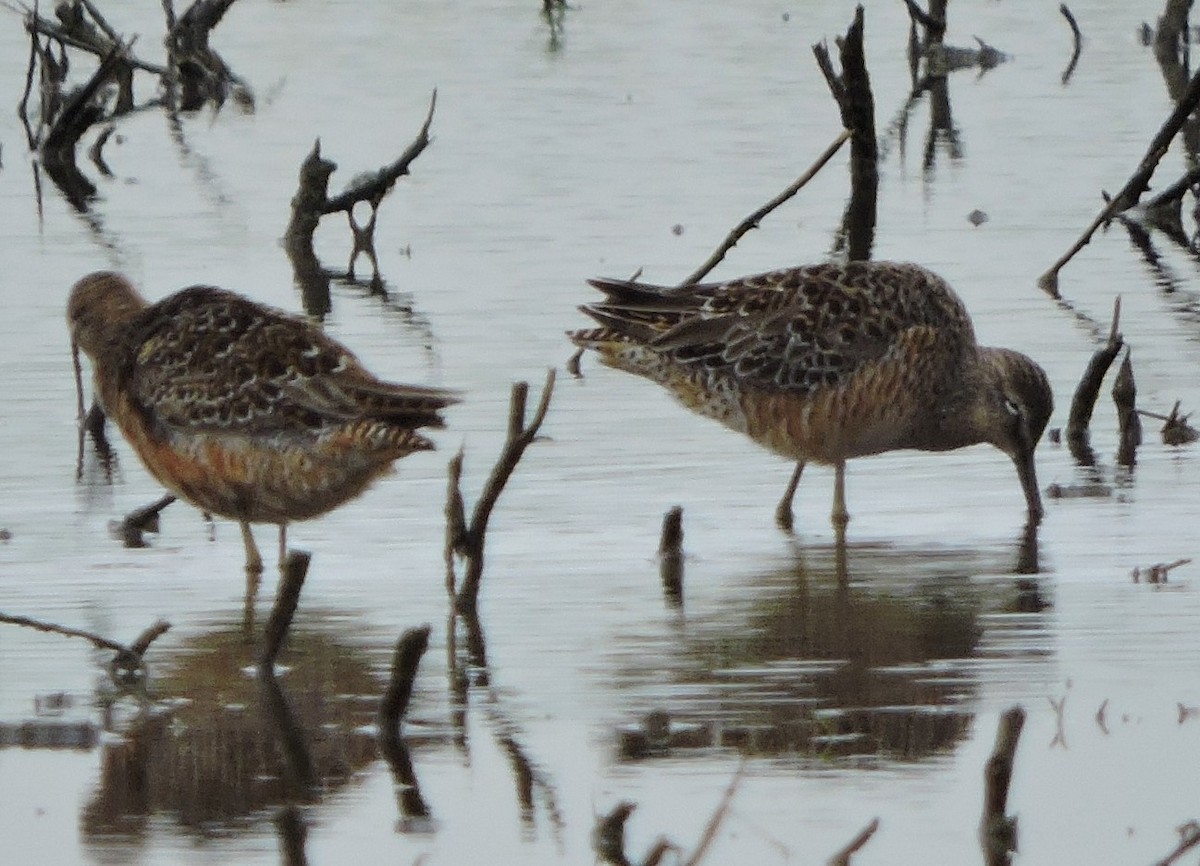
569,261,1053,533
68,271,457,584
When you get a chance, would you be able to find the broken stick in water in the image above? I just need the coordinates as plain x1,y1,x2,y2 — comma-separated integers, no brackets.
980,705,1025,866
1066,296,1122,464
1112,348,1141,467
659,506,684,601
446,369,556,615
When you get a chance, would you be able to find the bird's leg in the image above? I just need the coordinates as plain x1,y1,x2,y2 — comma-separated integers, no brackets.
831,461,850,532
241,520,263,587
775,461,806,532
277,524,288,573
241,521,263,644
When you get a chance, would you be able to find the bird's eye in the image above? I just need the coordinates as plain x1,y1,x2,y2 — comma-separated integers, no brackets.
1004,398,1021,417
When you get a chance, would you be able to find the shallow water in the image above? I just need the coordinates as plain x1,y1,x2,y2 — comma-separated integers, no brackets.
1,1,1199,864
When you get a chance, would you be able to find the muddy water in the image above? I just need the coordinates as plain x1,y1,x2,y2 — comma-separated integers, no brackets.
1,0,1199,863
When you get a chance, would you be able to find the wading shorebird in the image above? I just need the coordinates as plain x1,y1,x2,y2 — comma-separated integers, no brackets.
68,271,457,580
569,261,1053,533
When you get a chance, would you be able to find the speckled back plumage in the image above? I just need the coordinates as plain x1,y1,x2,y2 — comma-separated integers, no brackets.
570,261,1051,468
69,272,457,526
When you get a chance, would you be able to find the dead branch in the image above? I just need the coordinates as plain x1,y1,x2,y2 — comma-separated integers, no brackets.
980,706,1025,866
1038,64,1200,294
903,0,945,45
827,818,880,866
285,90,436,289
683,764,745,866
1059,4,1083,85
259,550,311,667
659,505,684,601
378,624,431,751
1066,296,1122,464
594,802,637,866
164,0,251,110
323,91,436,214
42,45,126,162
116,493,177,548
677,129,850,286
1137,401,1199,444
1163,403,1199,444
0,611,169,694
1112,349,1141,467
1131,557,1191,584
1152,821,1200,866
448,369,555,615
275,806,309,866
814,6,878,262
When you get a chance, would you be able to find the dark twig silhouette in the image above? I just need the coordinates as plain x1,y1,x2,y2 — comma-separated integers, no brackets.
678,129,850,286
0,612,169,696
446,369,556,615
1039,66,1200,295
1066,297,1122,465
285,91,436,310
658,506,684,602
1059,5,1083,85
813,6,878,262
1112,350,1141,467
980,706,1025,866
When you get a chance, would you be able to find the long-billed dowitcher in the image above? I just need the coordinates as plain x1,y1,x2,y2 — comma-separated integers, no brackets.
569,261,1053,531
68,271,457,577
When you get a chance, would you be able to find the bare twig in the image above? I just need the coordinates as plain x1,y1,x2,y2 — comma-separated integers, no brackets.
117,493,177,548
827,818,880,866
1066,297,1122,464
1152,821,1200,866
285,91,436,295
0,611,169,694
980,706,1025,866
1112,349,1141,466
659,506,684,601
449,369,556,614
1039,65,1200,294
683,764,745,866
593,802,637,866
903,0,945,43
813,6,878,261
1131,558,1191,584
1163,401,1199,445
378,624,431,751
1059,5,1083,85
322,90,437,214
259,550,311,667
678,129,850,286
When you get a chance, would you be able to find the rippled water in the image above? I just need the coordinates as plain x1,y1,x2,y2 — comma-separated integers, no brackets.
2,0,1199,863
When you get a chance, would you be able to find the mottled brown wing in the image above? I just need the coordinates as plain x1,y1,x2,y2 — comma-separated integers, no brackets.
121,287,454,438
585,262,977,395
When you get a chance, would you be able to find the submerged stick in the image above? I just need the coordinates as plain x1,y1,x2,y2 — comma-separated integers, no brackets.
678,129,851,286
1066,297,1122,463
0,612,169,694
1152,821,1200,866
980,706,1025,866
449,369,556,614
1039,65,1200,294
259,550,311,667
1059,4,1083,85
683,764,745,866
1112,349,1141,466
828,818,880,866
814,5,878,262
659,506,684,601
378,624,431,750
